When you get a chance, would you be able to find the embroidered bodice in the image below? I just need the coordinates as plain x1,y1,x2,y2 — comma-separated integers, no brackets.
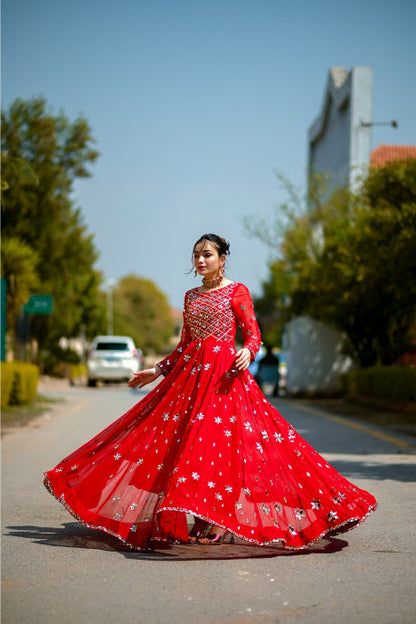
157,282,261,375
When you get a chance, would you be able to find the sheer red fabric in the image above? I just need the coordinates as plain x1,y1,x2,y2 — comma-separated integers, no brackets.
44,282,377,550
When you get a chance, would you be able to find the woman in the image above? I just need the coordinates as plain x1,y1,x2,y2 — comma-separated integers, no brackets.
44,234,377,549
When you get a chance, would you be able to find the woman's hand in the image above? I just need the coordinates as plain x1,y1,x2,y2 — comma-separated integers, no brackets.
235,347,251,371
128,367,161,389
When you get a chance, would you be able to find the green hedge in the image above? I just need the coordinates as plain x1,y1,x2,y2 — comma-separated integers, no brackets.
1,362,40,407
69,363,88,381
341,366,416,402
1,363,14,408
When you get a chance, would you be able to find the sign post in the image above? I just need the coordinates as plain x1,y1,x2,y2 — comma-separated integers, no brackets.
23,295,54,315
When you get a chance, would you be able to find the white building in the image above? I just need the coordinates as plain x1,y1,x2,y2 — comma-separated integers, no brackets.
286,67,373,395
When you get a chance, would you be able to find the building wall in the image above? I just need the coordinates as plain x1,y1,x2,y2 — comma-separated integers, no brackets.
287,317,354,394
286,67,373,394
308,66,372,192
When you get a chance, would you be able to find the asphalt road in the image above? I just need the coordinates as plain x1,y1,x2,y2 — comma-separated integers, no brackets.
2,380,416,624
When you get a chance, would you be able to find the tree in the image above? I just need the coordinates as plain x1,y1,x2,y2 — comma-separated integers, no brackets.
113,275,175,354
253,259,292,347
1,237,40,350
247,161,416,367
1,97,104,362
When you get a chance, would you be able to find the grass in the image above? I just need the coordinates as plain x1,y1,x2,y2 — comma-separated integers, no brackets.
1,394,64,430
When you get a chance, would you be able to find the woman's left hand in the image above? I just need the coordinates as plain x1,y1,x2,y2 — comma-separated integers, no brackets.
235,347,251,371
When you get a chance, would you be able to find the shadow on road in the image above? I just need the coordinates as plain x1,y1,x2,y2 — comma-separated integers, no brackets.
328,458,416,482
5,522,349,561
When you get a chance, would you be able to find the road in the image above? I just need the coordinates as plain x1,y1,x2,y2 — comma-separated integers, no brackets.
2,380,416,624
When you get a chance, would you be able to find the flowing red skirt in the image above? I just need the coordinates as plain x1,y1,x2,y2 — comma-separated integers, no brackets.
44,337,377,549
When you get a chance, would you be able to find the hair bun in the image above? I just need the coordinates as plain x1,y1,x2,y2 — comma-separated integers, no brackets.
219,237,231,255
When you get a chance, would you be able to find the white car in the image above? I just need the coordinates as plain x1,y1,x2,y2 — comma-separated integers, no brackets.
87,335,143,387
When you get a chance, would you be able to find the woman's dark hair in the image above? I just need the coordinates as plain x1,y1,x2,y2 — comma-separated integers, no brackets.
187,234,230,274
193,233,230,257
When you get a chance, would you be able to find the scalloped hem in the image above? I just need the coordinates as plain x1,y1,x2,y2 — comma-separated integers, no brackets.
158,501,378,551
44,475,377,552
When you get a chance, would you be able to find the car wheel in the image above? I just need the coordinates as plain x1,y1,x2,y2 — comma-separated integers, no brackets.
88,378,97,387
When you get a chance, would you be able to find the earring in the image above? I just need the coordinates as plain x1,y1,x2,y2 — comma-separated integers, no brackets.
219,265,225,279
194,269,198,278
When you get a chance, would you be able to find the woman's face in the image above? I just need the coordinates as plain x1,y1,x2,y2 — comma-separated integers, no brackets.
193,241,225,279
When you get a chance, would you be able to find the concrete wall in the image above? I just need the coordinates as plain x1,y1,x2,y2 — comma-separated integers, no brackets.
286,317,354,395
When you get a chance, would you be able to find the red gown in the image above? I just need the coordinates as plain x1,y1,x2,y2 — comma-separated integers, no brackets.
44,282,377,550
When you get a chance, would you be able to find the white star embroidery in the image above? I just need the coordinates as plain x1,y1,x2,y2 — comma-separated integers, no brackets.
114,453,121,460
208,481,215,488
192,472,200,480
224,430,232,437
244,421,253,432
214,416,222,424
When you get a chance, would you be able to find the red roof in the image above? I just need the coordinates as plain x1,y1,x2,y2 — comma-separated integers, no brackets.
371,144,416,167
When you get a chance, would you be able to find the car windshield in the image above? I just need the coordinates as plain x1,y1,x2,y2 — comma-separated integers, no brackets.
95,343,130,351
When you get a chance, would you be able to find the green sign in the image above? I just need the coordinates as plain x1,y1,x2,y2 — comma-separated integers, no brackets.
24,294,54,315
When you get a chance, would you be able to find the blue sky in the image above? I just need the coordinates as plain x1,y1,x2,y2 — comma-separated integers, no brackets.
3,0,416,308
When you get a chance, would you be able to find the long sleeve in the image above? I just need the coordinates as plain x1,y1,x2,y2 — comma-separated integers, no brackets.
231,283,261,360
156,312,192,376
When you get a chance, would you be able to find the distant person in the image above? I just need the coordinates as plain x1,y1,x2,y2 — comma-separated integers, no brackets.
44,233,377,550
256,344,280,396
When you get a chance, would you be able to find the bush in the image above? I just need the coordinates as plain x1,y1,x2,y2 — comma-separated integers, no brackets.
341,366,416,402
41,346,82,376
1,363,15,408
1,361,40,406
69,363,87,379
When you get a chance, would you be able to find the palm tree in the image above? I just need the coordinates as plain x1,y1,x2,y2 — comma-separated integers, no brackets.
1,236,39,355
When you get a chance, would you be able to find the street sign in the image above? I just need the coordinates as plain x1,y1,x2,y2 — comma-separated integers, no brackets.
23,294,54,315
